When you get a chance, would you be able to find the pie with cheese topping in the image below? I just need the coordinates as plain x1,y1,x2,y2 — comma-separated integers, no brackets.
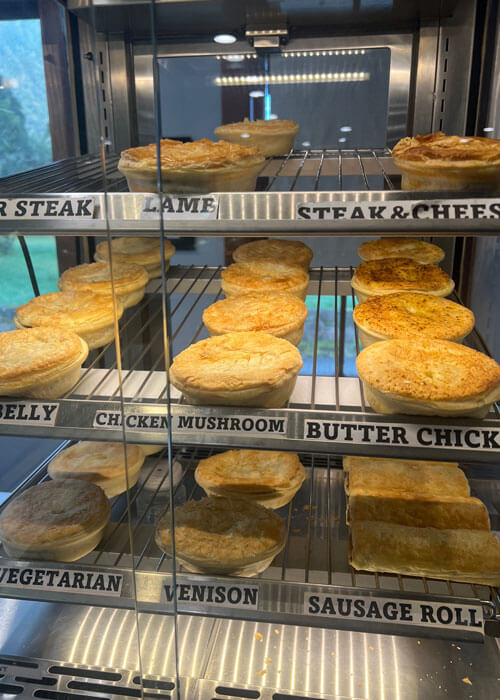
351,257,454,302
358,238,444,265
353,292,474,346
356,338,500,417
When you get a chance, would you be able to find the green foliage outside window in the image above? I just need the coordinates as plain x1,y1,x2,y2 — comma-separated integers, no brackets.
0,19,52,177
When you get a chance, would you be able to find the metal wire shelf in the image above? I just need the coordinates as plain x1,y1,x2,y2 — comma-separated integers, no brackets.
2,149,498,234
0,149,397,195
2,264,498,463
0,443,498,640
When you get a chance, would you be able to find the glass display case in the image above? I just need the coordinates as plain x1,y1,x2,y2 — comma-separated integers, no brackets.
0,1,499,698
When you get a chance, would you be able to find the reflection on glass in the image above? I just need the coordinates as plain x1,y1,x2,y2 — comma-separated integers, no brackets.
0,19,52,177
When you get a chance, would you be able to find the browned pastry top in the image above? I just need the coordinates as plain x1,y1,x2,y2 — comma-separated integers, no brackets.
119,138,264,172
170,331,303,393
215,118,298,135
0,479,110,545
356,338,500,401
352,258,454,295
0,327,88,387
155,496,285,564
393,132,500,172
353,292,474,340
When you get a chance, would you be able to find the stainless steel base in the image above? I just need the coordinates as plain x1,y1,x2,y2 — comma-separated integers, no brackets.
0,599,498,699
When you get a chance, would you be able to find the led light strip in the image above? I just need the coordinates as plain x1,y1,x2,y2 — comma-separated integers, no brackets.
215,71,370,86
215,49,367,59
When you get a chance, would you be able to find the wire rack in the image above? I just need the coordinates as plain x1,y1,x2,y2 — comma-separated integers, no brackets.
1,443,498,636
0,148,398,194
66,264,499,414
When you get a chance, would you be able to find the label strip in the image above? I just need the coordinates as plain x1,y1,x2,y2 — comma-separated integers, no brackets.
304,593,484,633
296,198,500,221
0,566,123,597
0,197,95,220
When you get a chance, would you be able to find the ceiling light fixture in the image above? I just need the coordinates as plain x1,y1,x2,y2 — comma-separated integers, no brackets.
215,72,370,86
213,34,237,44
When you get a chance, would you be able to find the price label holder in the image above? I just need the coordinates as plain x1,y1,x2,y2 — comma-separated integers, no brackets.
141,194,219,220
0,564,123,598
304,592,485,639
0,197,96,220
296,198,500,222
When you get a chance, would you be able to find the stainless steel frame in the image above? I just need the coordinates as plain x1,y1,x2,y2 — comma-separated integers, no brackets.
0,266,498,463
1,445,498,641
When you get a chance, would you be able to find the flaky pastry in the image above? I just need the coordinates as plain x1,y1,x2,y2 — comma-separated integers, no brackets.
348,491,490,531
343,457,467,498
393,132,500,191
214,118,299,156
353,292,474,346
48,442,145,498
232,238,313,270
356,338,500,418
195,450,306,508
95,237,176,280
351,257,454,302
349,520,500,585
58,261,148,309
118,138,265,193
0,327,88,399
155,496,286,576
358,238,444,265
203,292,308,345
0,479,110,562
14,290,123,350
169,331,303,407
222,261,309,300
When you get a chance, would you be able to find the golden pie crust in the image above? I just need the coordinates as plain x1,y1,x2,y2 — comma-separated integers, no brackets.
155,496,286,575
14,290,123,350
353,292,475,346
392,132,500,191
232,238,313,270
170,331,302,407
0,479,110,562
170,331,302,408
195,450,306,508
222,261,309,300
0,327,88,399
47,442,145,498
203,292,308,345
356,338,500,417
343,457,467,498
358,238,444,265
95,237,176,280
215,118,299,156
118,138,265,193
58,261,149,309
349,520,500,585
348,491,490,531
351,257,454,302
